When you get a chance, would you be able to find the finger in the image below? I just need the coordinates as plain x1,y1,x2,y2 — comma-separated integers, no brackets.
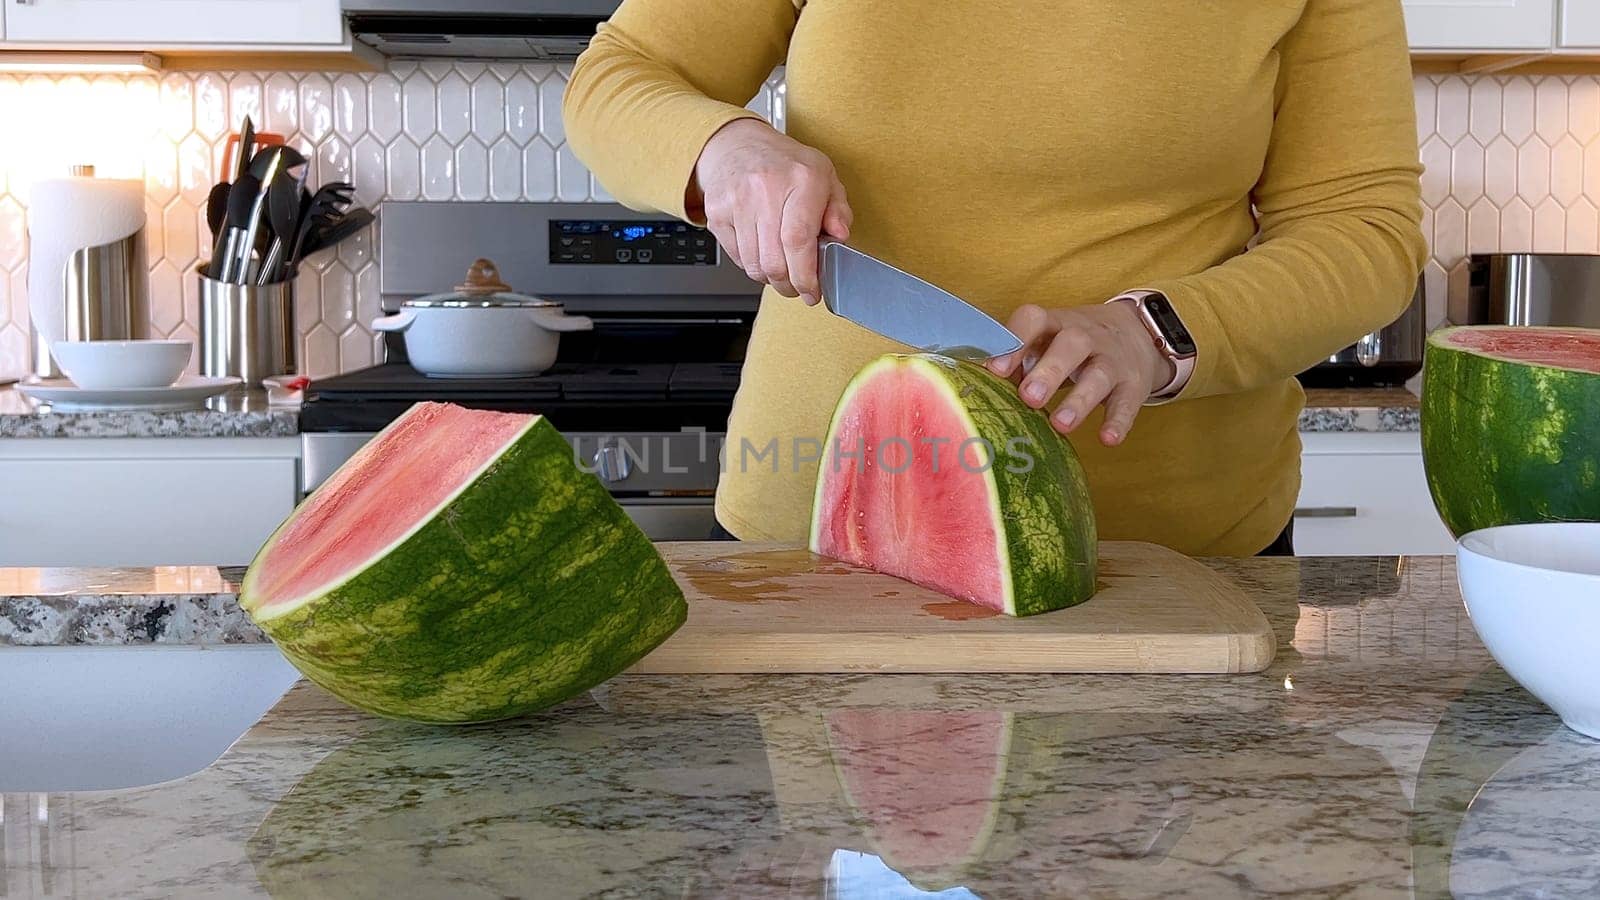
735,210,764,286
822,178,852,240
704,212,741,270
1052,361,1118,433
1099,380,1145,446
1020,326,1092,408
780,180,830,304
758,192,799,298
988,304,1051,378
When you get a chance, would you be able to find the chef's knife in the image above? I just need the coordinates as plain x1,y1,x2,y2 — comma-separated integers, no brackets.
817,239,1022,361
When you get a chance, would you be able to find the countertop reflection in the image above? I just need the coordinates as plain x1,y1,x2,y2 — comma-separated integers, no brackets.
2,556,1594,898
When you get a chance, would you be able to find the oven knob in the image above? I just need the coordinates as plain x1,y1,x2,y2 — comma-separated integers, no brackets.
593,444,632,483
1356,331,1382,367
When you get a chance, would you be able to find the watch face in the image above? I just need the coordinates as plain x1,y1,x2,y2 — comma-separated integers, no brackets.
1143,295,1197,357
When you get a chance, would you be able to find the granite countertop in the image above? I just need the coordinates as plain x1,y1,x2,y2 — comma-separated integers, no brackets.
1299,386,1420,433
0,384,1418,439
2,554,1595,896
0,385,300,438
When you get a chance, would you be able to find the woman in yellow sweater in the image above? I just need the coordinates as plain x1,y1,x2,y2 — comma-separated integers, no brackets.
564,1,1427,557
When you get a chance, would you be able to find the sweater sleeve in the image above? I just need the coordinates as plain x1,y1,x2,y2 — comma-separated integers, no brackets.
1145,0,1428,401
563,0,801,221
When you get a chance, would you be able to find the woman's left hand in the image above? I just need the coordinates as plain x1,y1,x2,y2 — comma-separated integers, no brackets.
985,302,1175,446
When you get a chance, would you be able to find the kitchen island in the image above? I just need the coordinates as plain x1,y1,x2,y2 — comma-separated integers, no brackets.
2,553,1594,897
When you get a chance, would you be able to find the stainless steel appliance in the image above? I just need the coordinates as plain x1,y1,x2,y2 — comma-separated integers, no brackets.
1460,253,1600,328
299,201,760,540
1297,275,1426,388
342,0,619,60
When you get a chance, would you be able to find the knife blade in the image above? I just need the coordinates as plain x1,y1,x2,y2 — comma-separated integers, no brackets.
817,239,1022,362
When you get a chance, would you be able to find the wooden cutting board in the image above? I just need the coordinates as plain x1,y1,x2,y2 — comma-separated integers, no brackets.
630,541,1276,675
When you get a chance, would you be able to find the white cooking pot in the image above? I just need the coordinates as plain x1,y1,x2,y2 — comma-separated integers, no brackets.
372,258,592,378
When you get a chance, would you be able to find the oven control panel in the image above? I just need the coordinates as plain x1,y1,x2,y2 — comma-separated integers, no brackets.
550,219,718,266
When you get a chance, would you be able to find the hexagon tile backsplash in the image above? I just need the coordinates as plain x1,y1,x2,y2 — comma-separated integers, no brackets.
0,68,1585,379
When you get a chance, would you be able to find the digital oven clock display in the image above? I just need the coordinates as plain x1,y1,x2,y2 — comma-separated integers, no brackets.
549,220,718,265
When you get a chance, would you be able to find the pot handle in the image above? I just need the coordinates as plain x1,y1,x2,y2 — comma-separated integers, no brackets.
372,310,416,333
529,309,595,333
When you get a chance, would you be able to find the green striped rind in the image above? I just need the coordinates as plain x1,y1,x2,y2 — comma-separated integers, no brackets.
812,353,1097,616
1421,326,1600,537
239,418,686,724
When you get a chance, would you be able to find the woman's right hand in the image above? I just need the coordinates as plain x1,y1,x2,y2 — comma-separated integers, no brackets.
691,118,853,306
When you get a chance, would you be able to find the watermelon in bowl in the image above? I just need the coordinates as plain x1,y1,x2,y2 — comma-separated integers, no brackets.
239,401,687,724
1421,325,1600,536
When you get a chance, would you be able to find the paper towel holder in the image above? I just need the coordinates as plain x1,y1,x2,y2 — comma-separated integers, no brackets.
28,164,151,380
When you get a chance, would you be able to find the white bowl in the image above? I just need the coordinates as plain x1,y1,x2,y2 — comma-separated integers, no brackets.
1457,523,1600,739
50,340,192,390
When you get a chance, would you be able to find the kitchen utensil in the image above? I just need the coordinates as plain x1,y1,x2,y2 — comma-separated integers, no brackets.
1456,522,1600,739
230,116,254,184
48,339,191,390
249,143,307,179
236,147,290,283
16,375,240,412
371,258,593,378
257,168,307,284
1299,273,1426,388
288,181,355,269
205,182,231,240
817,238,1022,361
211,173,260,283
297,207,374,260
24,166,148,379
1460,253,1600,329
626,541,1274,674
197,263,297,388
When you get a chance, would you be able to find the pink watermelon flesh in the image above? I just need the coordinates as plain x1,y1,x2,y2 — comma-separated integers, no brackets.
251,403,534,611
1444,327,1600,373
812,365,1006,610
826,709,1009,876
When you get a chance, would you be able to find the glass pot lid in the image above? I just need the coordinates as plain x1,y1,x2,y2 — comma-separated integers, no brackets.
403,258,562,309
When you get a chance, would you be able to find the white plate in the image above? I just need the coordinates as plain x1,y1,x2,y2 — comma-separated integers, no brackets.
18,376,241,411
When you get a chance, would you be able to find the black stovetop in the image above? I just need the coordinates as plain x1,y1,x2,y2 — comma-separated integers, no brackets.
300,362,741,433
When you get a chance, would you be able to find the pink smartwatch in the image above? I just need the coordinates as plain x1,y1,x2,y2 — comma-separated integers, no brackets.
1106,290,1196,403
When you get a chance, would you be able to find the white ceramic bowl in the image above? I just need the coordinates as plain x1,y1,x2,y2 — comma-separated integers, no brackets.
50,340,192,390
1457,523,1600,739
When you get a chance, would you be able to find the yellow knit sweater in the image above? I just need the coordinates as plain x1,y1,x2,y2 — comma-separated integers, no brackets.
564,0,1427,555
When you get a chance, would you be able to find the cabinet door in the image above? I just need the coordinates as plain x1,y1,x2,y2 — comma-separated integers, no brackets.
5,0,342,46
0,439,299,567
1562,0,1600,47
1403,0,1556,50
1295,433,1457,557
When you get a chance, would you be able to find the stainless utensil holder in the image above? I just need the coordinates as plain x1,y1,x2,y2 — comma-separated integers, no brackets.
197,265,296,388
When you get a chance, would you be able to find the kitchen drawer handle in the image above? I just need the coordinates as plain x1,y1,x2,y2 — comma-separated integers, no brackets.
1294,506,1359,519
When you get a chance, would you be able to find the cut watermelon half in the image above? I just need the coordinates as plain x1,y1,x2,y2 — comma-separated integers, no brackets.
237,401,686,724
245,402,537,619
810,355,1097,617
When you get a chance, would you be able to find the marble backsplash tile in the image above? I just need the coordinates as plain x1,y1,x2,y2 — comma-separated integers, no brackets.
0,68,1587,379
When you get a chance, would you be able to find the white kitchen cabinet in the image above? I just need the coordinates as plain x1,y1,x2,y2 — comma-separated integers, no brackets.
1293,432,1457,558
3,0,342,47
0,438,299,567
1403,0,1556,51
1560,1,1600,46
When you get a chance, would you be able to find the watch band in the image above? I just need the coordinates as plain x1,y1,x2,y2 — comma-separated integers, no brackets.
1106,290,1196,403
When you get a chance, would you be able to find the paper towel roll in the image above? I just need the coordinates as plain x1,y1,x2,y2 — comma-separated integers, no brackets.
25,173,146,348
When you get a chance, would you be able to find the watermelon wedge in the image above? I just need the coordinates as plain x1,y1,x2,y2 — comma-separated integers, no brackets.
239,402,686,724
1421,326,1600,537
810,354,1097,616
826,709,1013,891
